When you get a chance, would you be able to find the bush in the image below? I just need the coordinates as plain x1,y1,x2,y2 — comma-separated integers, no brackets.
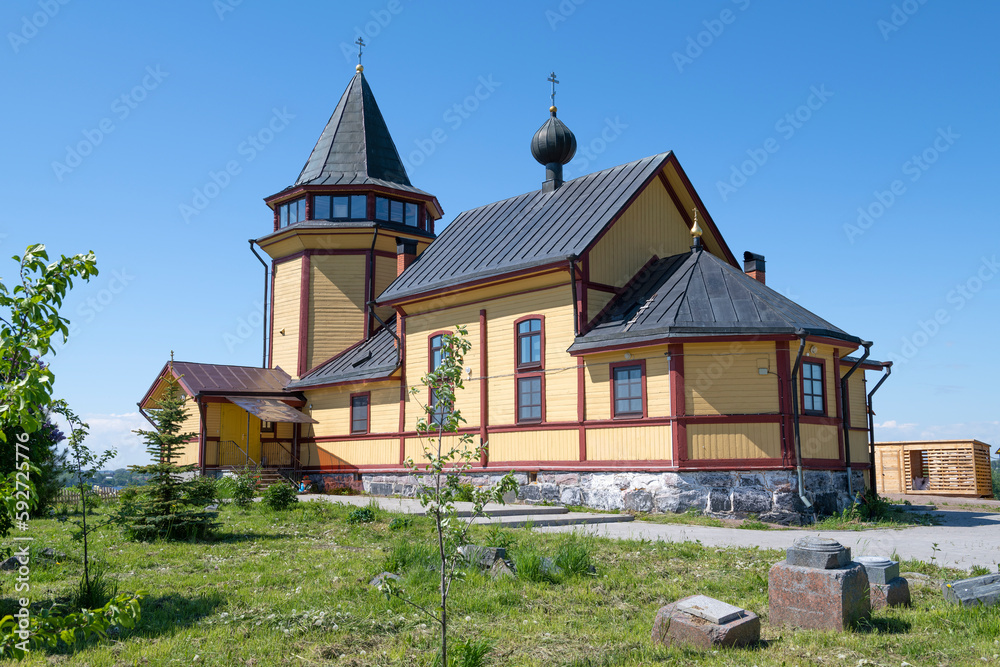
483,524,517,550
455,482,475,503
184,474,218,505
230,467,260,508
71,559,118,610
262,481,299,511
346,505,378,525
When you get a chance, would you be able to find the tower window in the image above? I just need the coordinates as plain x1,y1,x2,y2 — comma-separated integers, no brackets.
313,194,368,221
278,197,306,227
405,202,418,226
375,196,422,226
390,199,404,223
375,196,389,221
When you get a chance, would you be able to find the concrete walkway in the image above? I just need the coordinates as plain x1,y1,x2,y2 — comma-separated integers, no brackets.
302,494,1000,570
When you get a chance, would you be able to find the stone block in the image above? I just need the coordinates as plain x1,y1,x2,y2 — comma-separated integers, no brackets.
870,577,911,610
737,473,765,487
732,487,771,515
676,595,746,624
677,488,708,513
772,491,807,515
559,486,582,506
652,595,760,649
367,482,395,497
538,483,560,502
786,537,851,569
709,488,732,513
942,574,1000,607
696,472,734,487
624,489,653,513
855,556,899,585
518,484,541,502
768,561,870,631
545,473,580,486
458,545,507,571
812,491,840,517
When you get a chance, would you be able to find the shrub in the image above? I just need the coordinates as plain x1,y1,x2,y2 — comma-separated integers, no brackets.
230,467,260,508
71,559,118,610
185,474,218,506
262,481,299,511
483,524,517,550
455,482,475,503
389,516,412,530
347,505,378,525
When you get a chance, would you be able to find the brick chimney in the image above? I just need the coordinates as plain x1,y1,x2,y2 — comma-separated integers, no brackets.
743,251,765,284
396,238,417,276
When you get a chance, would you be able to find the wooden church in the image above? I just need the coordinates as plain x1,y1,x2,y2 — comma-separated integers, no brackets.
139,64,890,522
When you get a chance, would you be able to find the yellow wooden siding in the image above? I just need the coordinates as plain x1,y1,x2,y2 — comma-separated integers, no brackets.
799,423,840,459
405,435,473,464
587,289,614,323
275,421,294,439
204,402,221,437
373,255,398,325
305,384,400,439
583,349,670,421
179,398,201,437
322,440,398,466
487,430,578,462
402,270,569,315
848,430,869,464
176,440,199,466
587,426,671,461
271,257,302,375
685,342,779,415
660,163,727,260
846,371,867,428
589,178,692,287
308,254,367,370
688,422,781,460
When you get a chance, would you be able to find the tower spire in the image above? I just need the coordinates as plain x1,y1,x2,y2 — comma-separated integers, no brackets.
531,71,576,192
355,37,365,72
691,208,704,252
548,71,559,113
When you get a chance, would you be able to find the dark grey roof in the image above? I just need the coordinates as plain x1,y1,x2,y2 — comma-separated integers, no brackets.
291,72,429,197
570,250,860,352
288,320,399,389
379,153,673,302
841,355,885,368
255,219,434,245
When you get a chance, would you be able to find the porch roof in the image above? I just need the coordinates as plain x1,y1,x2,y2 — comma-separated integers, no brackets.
223,396,318,424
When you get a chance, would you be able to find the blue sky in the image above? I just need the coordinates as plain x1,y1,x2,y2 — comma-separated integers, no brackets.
2,0,997,467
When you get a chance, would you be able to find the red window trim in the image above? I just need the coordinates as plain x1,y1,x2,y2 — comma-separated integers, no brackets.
610,359,647,420
516,372,546,424
426,330,453,429
800,357,827,417
350,391,371,435
514,314,545,371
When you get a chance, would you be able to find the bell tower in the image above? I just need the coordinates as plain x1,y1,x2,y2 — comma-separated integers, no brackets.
255,62,442,379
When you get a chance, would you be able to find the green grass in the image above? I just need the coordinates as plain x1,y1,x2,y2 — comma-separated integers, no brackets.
5,499,1000,665
813,506,942,531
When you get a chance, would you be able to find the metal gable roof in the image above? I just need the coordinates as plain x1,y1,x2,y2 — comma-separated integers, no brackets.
378,153,672,302
167,362,291,396
290,72,429,197
287,319,399,390
571,250,860,351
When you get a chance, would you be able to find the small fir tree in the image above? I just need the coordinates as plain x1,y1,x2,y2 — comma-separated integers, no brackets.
125,356,219,540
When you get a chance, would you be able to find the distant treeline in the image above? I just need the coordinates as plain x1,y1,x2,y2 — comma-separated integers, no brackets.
59,468,150,488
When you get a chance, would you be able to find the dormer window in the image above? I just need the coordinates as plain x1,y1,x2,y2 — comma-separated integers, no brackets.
375,196,420,227
314,194,367,221
279,198,306,227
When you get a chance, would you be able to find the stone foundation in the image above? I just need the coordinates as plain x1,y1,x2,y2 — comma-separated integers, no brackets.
306,468,863,523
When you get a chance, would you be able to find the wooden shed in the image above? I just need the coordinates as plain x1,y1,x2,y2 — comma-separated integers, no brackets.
874,440,994,497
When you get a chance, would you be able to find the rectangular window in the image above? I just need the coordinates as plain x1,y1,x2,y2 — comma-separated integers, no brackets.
390,199,404,223
294,198,306,223
517,376,542,423
375,197,389,221
613,365,644,418
350,194,367,219
802,361,824,415
351,394,369,434
405,202,418,226
332,196,349,219
313,195,331,220
260,421,275,434
430,334,444,369
517,318,542,368
280,203,289,226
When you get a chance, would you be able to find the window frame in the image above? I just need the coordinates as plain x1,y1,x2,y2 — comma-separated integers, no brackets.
278,197,307,227
374,195,422,227
260,420,275,434
516,373,545,424
350,392,370,435
427,331,452,429
312,193,368,221
514,315,545,371
610,360,647,420
800,358,827,417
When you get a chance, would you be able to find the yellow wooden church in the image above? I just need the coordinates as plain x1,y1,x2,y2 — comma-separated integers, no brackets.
139,65,890,522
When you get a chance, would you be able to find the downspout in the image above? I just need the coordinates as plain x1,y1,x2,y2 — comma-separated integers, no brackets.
866,361,893,493
368,302,401,351
568,256,579,336
840,341,872,498
248,240,269,368
789,330,813,512
366,228,380,340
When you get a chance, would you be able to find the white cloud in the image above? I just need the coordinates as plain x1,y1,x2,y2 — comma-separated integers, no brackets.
54,412,150,469
873,420,1000,456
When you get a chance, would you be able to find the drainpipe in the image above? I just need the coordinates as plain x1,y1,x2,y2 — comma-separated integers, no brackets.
866,361,893,493
840,341,872,498
568,256,579,336
789,330,813,511
248,240,269,368
366,228,380,340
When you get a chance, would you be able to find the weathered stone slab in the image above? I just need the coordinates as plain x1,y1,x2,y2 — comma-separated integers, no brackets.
652,595,759,649
488,558,515,580
855,556,900,585
769,561,870,631
942,574,1000,607
676,595,746,625
457,545,507,571
785,536,851,569
871,577,911,610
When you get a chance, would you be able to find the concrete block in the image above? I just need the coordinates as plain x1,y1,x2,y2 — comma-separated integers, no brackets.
652,595,759,649
943,574,1000,607
768,561,871,631
855,556,900,585
871,577,911,610
785,536,851,569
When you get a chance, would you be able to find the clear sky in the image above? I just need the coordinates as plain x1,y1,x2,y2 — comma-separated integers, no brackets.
3,0,997,467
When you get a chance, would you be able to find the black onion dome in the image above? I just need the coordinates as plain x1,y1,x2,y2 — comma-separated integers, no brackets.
530,111,577,166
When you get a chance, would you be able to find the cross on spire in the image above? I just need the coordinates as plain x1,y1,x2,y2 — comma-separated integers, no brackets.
356,37,365,66
547,71,559,109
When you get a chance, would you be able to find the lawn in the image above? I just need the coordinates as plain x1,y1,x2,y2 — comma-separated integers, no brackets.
4,499,999,666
